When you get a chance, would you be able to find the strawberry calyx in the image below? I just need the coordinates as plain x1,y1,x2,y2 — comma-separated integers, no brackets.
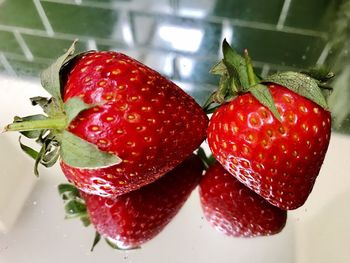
203,39,333,119
197,147,216,169
3,41,121,175
58,183,140,251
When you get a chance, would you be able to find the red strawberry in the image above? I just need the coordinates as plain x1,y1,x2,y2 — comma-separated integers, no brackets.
5,42,208,197
208,85,331,210
205,40,332,210
199,162,287,237
64,154,204,249
60,51,208,196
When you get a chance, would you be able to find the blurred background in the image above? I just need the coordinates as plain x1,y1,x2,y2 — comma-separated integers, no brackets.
0,0,349,131
0,1,349,263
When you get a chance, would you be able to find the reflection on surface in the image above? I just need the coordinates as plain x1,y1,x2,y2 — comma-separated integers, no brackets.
157,25,204,52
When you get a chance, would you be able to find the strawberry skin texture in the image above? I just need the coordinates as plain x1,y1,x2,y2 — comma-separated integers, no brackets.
207,84,331,210
81,155,204,249
60,51,208,197
199,162,287,237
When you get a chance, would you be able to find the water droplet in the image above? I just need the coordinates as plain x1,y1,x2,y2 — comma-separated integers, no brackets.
302,55,306,60
33,201,37,206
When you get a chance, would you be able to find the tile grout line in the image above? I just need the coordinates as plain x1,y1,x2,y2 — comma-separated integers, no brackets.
87,38,98,50
119,11,134,47
261,64,271,77
39,0,324,38
33,0,55,36
2,51,52,63
221,18,325,38
0,22,325,43
0,53,17,76
277,0,292,30
41,0,118,9
1,46,298,71
13,30,34,61
1,50,297,86
280,26,327,38
316,42,331,65
0,25,48,36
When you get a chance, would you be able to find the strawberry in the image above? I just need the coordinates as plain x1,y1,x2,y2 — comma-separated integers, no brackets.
199,162,287,237
59,154,204,249
4,42,208,197
205,40,332,210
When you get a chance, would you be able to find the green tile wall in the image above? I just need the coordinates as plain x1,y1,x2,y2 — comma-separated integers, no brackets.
97,42,129,52
41,2,119,39
0,31,23,55
285,0,341,31
175,56,220,85
7,58,50,77
22,34,87,59
212,0,285,24
0,0,347,132
0,0,44,30
229,27,326,68
0,0,341,80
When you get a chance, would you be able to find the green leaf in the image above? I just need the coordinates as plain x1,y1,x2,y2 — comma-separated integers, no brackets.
40,40,77,103
197,147,216,169
204,104,221,114
202,92,216,110
91,232,101,252
214,74,230,103
64,97,93,123
301,67,334,82
243,49,260,86
36,129,51,145
248,84,282,121
58,183,80,198
222,39,250,90
203,75,237,111
41,141,60,167
60,130,122,169
80,215,91,227
34,142,48,176
209,60,227,75
207,155,217,167
105,238,121,250
64,199,87,219
263,72,328,109
30,96,50,108
19,137,39,160
31,97,63,118
14,114,47,139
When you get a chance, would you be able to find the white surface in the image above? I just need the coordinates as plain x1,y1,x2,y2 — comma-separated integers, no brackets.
0,165,295,263
0,135,37,233
0,75,349,262
293,133,350,263
0,76,49,233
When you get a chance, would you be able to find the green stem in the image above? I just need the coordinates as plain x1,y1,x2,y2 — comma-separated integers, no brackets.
4,117,67,132
244,49,257,86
